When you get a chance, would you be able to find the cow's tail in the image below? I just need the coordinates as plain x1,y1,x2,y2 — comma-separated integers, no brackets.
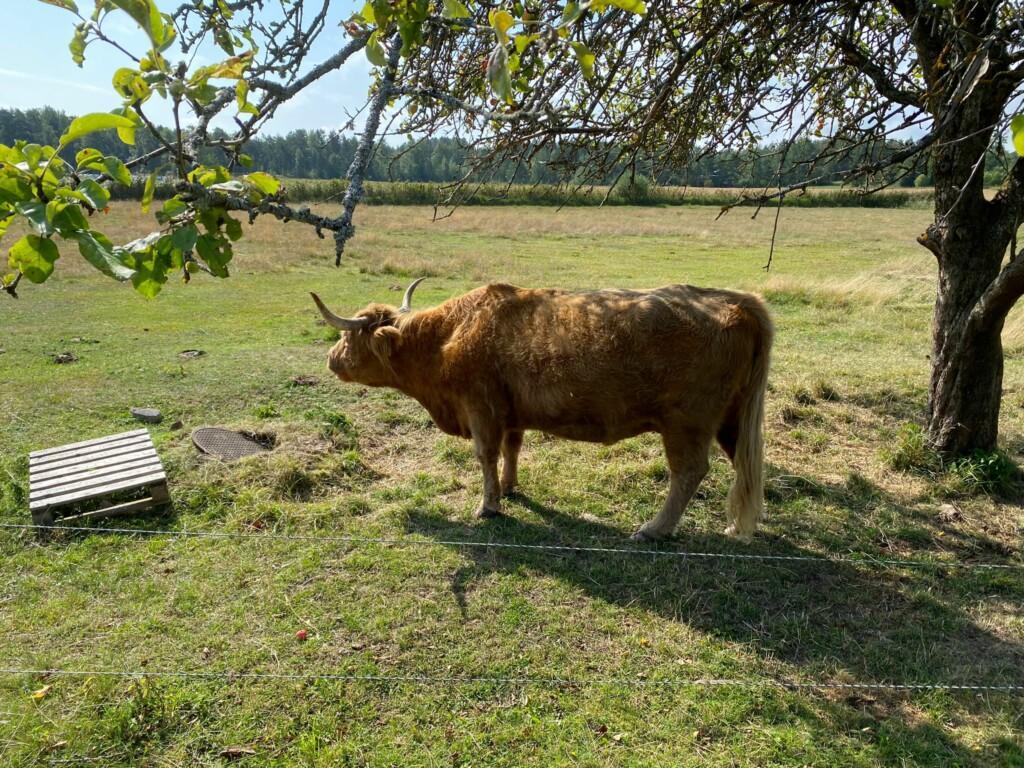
725,299,773,541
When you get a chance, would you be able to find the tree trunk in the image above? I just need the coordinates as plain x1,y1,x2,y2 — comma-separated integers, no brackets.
923,169,1013,457
926,248,1005,456
917,72,1020,459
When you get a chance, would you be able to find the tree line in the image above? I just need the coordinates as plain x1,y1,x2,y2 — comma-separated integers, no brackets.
3,106,1011,189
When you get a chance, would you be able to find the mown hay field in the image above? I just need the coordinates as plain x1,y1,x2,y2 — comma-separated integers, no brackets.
1,203,1022,766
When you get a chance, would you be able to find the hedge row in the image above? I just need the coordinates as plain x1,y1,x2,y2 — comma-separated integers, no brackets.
108,178,932,209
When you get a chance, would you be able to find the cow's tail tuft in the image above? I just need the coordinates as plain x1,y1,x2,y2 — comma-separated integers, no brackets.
725,300,773,541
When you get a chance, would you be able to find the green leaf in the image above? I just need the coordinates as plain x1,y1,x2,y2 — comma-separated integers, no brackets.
196,233,232,277
224,216,243,241
191,51,253,83
75,147,104,169
69,23,88,66
188,83,219,106
156,235,184,269
487,44,513,104
22,144,45,171
1011,115,1024,157
603,0,647,13
74,229,135,280
130,257,168,297
39,0,78,10
570,41,596,79
238,153,254,168
59,112,136,146
245,172,280,196
170,224,198,254
141,171,156,212
15,202,53,236
110,107,138,146
158,197,187,223
397,18,424,57
368,0,392,26
514,33,539,54
102,156,132,186
0,174,33,205
365,31,387,66
112,67,152,102
50,203,89,235
8,234,59,283
109,0,175,50
45,200,66,229
488,8,514,45
190,165,231,187
558,2,586,27
441,0,470,19
235,80,258,115
77,179,111,210
117,126,136,146
77,155,132,187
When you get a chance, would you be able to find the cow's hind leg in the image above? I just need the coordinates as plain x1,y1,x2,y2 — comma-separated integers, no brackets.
632,430,710,541
717,410,767,529
470,417,503,518
500,429,524,496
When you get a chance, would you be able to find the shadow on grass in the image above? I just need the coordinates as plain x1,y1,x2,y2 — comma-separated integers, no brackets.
407,492,1023,763
764,463,1023,563
845,386,929,424
405,495,1024,689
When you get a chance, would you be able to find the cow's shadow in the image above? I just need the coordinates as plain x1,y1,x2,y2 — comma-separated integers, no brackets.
405,490,1024,760
405,494,1024,694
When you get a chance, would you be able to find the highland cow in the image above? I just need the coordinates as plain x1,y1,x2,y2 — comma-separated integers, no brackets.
312,279,772,540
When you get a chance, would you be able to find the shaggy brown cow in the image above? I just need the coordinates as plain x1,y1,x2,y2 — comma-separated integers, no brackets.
312,279,772,540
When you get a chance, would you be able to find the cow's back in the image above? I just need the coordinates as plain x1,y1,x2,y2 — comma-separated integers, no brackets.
441,283,768,442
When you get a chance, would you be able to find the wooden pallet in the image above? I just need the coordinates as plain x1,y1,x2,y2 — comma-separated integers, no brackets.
29,429,169,526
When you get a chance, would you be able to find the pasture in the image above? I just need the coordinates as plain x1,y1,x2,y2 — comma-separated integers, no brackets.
1,203,1022,766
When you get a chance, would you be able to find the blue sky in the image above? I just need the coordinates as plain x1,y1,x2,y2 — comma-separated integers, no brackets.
2,1,372,135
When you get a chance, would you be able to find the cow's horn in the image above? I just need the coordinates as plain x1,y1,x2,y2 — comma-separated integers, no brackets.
310,293,370,330
400,277,426,313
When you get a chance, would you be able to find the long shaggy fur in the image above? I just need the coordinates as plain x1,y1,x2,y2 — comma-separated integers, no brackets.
319,282,773,539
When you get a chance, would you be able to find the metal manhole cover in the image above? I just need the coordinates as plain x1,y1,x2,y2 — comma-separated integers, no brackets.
191,427,270,461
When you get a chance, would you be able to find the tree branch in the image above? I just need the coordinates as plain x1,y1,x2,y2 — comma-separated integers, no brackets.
177,182,344,238
333,40,401,265
829,30,923,108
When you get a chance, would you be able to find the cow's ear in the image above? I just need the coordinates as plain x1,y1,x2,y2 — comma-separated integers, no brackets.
369,325,401,363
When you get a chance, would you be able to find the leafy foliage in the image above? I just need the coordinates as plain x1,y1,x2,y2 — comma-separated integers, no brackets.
1,0,285,298
5,0,654,298
6,0,1022,314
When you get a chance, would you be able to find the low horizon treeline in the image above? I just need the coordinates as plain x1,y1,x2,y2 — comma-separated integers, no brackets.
2,106,1014,198
105,175,931,208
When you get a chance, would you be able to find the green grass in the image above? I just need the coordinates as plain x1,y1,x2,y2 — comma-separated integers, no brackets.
1,204,1023,766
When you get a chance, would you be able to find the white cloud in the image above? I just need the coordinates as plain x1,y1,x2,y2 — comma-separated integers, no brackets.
0,67,108,96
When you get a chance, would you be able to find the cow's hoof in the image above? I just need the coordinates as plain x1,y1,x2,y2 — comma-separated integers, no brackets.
475,505,502,519
631,528,662,542
723,524,753,543
500,485,518,498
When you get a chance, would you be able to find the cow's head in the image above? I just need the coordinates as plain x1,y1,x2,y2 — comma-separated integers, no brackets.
310,278,425,387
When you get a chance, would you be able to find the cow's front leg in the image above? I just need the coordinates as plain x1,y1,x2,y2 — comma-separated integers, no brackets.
633,429,710,541
500,429,524,496
470,417,503,518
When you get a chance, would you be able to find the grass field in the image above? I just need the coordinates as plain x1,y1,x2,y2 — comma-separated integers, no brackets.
1,203,1023,766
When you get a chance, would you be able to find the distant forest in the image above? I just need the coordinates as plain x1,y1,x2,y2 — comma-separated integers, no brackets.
1,106,1014,189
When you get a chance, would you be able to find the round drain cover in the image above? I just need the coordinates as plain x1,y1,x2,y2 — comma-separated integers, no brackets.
192,427,269,461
